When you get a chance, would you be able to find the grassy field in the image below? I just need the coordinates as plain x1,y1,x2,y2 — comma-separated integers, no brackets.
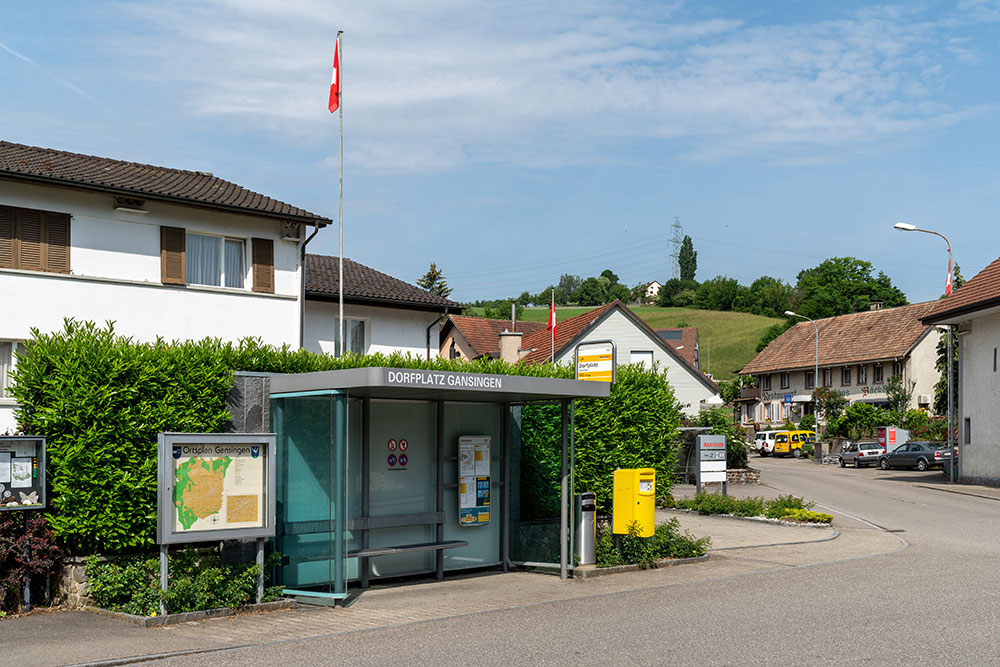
475,305,781,379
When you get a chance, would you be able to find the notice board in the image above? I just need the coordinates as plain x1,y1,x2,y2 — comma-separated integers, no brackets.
0,436,46,510
458,435,491,526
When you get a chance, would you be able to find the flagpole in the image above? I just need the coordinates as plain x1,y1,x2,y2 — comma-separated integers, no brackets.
337,31,344,357
550,288,555,364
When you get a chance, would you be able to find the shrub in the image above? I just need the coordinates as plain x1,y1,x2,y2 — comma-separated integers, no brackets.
85,548,283,616
764,494,813,519
799,414,816,431
779,509,833,524
594,519,710,568
0,511,64,613
672,492,764,517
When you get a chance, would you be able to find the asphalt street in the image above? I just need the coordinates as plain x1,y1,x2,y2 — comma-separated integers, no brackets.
5,456,998,666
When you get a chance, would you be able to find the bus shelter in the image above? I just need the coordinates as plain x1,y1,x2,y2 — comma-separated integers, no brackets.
268,367,609,605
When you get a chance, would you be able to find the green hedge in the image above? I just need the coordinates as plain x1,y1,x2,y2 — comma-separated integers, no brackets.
13,320,682,555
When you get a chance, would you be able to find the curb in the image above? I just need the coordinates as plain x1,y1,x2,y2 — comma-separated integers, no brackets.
662,507,835,529
83,599,297,628
573,554,709,579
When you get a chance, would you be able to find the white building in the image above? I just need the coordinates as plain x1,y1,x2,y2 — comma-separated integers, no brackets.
738,302,941,427
922,258,1000,486
441,301,719,416
304,254,461,360
0,140,330,432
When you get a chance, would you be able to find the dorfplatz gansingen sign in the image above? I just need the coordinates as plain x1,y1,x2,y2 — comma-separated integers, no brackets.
157,433,276,545
386,370,504,390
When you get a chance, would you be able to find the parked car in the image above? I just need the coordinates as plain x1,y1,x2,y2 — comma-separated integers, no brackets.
755,430,781,456
773,430,816,458
878,441,952,471
839,441,884,468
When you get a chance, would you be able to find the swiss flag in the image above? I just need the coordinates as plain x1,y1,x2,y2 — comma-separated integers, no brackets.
328,39,340,113
547,299,557,339
945,255,953,296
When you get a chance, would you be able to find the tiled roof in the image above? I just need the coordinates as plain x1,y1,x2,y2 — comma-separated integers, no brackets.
0,140,330,225
740,302,940,375
655,328,699,367
305,254,461,311
520,303,618,364
444,316,547,359
922,257,1000,323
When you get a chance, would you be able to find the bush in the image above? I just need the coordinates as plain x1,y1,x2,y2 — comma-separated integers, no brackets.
85,548,283,616
0,511,64,613
595,519,710,568
779,509,833,524
672,492,765,517
763,494,813,519
799,414,816,431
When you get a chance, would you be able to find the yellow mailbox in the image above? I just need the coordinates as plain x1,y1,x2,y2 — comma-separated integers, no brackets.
612,468,655,537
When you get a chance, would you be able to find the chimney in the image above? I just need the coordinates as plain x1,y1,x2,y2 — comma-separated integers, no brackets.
498,330,524,364
870,300,883,311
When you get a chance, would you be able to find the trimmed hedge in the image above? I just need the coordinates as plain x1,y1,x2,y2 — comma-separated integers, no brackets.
12,320,684,555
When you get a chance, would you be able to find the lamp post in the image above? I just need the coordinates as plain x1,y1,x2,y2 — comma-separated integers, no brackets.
785,311,818,443
894,221,956,482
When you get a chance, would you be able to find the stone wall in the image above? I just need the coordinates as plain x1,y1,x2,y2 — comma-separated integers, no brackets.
58,556,101,608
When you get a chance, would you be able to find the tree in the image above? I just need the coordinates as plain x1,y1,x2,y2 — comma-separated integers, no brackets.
416,262,452,297
813,386,848,422
557,274,583,303
793,257,907,319
679,235,697,281
576,277,608,306
656,278,699,307
884,374,915,416
747,276,793,318
756,320,794,352
694,276,740,311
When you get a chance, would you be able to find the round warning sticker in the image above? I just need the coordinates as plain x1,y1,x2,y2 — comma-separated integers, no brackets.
388,439,397,451
388,454,397,466
399,454,408,466
399,439,408,451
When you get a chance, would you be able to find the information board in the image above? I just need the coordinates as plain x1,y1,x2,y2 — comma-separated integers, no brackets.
458,435,491,526
696,434,728,488
157,433,276,544
575,340,616,383
0,436,45,511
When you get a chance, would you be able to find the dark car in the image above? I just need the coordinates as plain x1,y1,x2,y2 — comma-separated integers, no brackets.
878,441,952,471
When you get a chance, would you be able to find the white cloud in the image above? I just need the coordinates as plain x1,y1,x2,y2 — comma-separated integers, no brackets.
98,0,993,171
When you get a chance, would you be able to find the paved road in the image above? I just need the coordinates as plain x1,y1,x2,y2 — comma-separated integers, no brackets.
8,457,999,666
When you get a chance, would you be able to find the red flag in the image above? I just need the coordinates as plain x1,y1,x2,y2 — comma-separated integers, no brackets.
945,255,953,296
547,297,557,340
328,39,340,113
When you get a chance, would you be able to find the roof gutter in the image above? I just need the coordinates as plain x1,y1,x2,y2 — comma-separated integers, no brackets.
427,308,453,360
298,226,322,349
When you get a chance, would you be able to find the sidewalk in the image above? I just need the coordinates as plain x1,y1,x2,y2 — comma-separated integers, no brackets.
1,495,900,667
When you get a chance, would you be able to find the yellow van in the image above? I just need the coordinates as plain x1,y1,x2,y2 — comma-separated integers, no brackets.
773,430,816,458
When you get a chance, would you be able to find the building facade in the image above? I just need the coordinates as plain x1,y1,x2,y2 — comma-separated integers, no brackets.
739,302,941,427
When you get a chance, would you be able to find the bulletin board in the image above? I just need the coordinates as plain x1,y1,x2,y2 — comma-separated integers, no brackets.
0,436,46,511
458,435,491,526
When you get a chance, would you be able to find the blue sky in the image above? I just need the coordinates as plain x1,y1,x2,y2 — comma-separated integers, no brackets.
2,1,998,303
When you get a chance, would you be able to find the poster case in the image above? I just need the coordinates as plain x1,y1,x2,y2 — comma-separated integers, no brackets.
157,432,276,545
458,435,491,526
0,436,46,511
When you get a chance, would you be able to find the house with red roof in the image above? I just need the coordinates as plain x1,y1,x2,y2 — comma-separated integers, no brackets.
921,257,1000,485
440,301,719,416
739,302,941,427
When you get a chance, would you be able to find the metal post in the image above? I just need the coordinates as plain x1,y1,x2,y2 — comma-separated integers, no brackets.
947,326,955,483
560,399,568,581
436,400,445,580
256,537,265,604
23,516,31,612
361,397,371,589
159,545,168,616
501,402,510,572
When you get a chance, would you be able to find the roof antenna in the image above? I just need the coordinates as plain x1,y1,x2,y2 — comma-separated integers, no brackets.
511,301,516,329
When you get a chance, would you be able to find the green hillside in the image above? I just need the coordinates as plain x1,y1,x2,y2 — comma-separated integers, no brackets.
476,306,781,380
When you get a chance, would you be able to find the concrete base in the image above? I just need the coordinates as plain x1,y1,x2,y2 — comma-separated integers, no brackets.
84,599,297,628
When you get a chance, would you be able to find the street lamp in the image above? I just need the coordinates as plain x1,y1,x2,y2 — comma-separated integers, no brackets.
894,221,956,482
785,311,819,438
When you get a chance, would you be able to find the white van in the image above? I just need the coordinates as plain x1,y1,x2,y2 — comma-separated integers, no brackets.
754,430,781,457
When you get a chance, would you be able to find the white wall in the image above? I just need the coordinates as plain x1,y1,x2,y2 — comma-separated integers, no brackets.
907,331,940,409
304,301,442,360
958,311,1000,482
0,180,307,433
554,309,716,416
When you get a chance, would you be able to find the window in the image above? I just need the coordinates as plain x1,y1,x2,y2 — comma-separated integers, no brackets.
0,341,27,399
873,364,884,383
841,367,851,386
964,418,971,445
780,372,789,389
186,233,245,288
892,361,902,378
823,369,833,387
994,348,997,372
762,374,772,390
332,318,366,356
857,365,867,385
765,403,775,421
805,371,815,390
0,204,70,274
160,226,273,293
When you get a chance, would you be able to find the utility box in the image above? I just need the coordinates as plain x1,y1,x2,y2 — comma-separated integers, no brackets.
612,468,655,537
877,427,910,452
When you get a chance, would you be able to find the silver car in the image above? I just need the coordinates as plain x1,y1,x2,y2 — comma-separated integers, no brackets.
839,441,884,468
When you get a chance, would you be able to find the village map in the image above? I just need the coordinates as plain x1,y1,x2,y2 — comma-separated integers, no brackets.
172,445,265,532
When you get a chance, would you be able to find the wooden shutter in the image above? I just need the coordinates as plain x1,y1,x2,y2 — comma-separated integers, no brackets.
160,226,186,285
0,205,13,269
17,208,44,271
252,238,274,293
44,212,71,273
